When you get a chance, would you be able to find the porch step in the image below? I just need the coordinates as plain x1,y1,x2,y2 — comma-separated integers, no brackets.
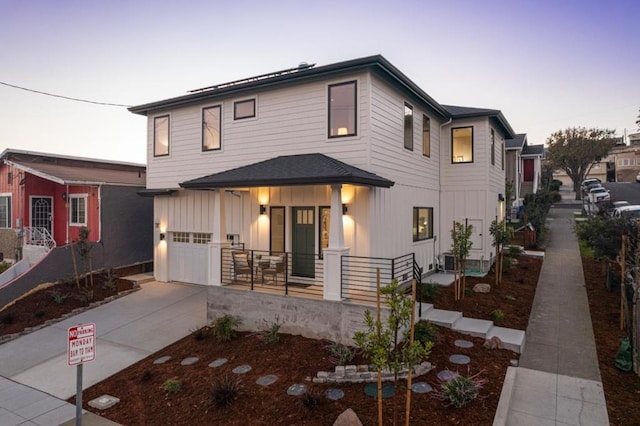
423,309,462,327
415,302,434,318
452,317,494,338
122,273,155,286
487,326,526,354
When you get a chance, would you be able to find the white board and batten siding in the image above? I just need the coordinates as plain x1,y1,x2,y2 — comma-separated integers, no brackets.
145,72,372,190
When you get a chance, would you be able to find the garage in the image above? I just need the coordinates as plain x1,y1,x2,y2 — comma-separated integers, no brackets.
168,232,210,285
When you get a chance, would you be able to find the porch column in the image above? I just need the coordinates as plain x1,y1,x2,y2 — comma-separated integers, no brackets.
323,184,349,301
209,189,230,286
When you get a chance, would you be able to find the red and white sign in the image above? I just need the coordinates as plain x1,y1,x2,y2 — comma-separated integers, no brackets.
67,323,96,366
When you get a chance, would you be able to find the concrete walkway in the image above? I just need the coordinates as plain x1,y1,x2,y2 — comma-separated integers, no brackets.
494,204,610,425
0,280,206,425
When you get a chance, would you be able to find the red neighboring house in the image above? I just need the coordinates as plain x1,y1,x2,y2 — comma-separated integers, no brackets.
0,149,153,308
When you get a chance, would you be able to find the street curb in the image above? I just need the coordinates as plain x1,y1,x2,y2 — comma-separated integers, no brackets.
492,366,517,426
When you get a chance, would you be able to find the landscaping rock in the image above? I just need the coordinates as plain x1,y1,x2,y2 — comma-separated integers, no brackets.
232,364,252,374
454,339,474,348
153,356,171,365
437,370,459,382
411,382,433,393
286,383,307,396
449,354,471,365
472,283,491,293
333,408,363,426
483,335,503,350
180,357,199,365
88,395,120,410
208,358,228,368
325,388,344,400
256,374,278,386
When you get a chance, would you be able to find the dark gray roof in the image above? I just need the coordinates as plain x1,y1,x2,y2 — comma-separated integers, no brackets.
180,153,395,189
129,55,449,119
522,144,545,156
505,134,527,150
442,105,516,139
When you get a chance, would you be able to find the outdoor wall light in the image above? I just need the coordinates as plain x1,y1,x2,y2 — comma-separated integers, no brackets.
260,204,267,215
342,204,348,214
62,192,67,201
159,232,166,241
498,193,505,201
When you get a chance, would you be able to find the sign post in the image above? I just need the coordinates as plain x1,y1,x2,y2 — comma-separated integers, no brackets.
68,323,96,426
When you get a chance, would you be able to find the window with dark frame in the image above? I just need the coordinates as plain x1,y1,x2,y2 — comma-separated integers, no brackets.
423,115,431,157
501,141,505,170
202,105,221,151
328,81,357,138
404,103,413,150
319,206,330,258
491,129,496,166
153,115,169,157
451,126,473,163
270,206,285,253
0,195,11,228
413,207,433,242
70,195,87,226
233,99,256,120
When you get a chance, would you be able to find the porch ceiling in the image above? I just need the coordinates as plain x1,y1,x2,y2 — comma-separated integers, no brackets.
179,153,395,189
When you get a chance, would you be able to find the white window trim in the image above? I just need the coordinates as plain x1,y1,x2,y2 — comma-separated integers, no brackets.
0,193,11,229
69,194,88,226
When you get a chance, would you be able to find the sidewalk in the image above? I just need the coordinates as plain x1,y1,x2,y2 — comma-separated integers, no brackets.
494,204,610,425
0,280,206,425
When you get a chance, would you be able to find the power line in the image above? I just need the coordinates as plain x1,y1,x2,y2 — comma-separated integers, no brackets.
0,81,132,107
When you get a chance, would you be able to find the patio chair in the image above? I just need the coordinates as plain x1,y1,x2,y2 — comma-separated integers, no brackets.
261,254,286,285
232,251,252,281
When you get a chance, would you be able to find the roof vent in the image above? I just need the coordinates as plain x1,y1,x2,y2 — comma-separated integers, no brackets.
298,62,309,68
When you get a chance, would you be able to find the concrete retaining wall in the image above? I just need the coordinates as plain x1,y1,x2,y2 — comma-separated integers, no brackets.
207,286,391,345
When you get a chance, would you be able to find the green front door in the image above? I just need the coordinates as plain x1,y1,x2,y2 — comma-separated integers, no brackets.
292,207,315,278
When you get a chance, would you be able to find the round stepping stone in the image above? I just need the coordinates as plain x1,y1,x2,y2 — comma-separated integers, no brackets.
437,370,459,382
454,339,474,349
287,384,307,396
256,375,278,386
180,357,199,366
232,364,252,374
208,358,228,368
449,354,471,365
364,383,394,399
153,356,171,365
411,382,433,394
325,388,344,401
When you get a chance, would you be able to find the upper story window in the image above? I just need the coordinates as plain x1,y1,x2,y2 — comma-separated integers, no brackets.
501,141,505,170
234,99,255,120
404,103,413,151
69,194,87,226
491,129,496,166
328,81,357,138
452,126,473,163
423,115,431,157
202,105,221,151
0,194,11,228
153,115,170,157
413,207,433,241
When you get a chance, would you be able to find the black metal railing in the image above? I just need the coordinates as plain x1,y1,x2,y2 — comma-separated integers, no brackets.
413,259,423,316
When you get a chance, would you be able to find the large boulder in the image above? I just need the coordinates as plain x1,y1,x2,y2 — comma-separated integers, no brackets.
333,408,363,426
472,283,491,293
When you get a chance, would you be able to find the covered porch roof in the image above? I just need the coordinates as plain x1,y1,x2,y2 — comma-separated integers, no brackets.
180,153,395,189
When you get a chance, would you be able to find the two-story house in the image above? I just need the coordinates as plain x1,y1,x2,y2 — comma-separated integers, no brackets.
129,55,516,342
505,133,545,204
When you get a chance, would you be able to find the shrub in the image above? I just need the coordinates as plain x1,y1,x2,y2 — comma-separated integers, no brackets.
506,245,523,257
434,372,487,408
325,342,355,365
505,295,517,302
549,179,563,192
491,309,505,323
162,377,182,394
0,262,10,274
413,320,438,345
420,282,439,301
211,374,244,408
299,388,323,412
212,314,241,342
140,370,153,382
191,325,211,341
49,289,68,305
260,319,281,345
77,288,94,303
102,268,118,291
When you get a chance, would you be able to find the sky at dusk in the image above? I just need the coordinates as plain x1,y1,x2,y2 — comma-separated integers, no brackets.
1,0,638,164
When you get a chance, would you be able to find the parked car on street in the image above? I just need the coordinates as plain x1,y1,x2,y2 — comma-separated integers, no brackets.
636,172,640,183
589,186,610,203
613,205,640,219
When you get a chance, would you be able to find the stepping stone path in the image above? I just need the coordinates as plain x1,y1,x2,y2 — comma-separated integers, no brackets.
437,370,459,382
208,358,228,368
256,375,278,386
325,388,344,401
454,339,474,349
153,356,171,365
364,383,395,399
232,364,252,374
449,354,471,365
180,357,199,366
287,384,307,396
411,382,433,394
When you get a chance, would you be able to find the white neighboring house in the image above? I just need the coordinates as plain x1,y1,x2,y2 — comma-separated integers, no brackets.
129,55,517,341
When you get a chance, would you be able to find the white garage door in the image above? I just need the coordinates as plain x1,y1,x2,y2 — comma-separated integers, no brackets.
169,232,210,285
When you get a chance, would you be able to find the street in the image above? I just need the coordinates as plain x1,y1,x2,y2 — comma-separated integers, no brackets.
603,182,640,205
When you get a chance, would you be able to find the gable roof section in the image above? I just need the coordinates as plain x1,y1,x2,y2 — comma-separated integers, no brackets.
180,153,395,189
505,133,527,150
128,55,449,120
442,105,516,139
1,149,146,186
522,144,545,157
